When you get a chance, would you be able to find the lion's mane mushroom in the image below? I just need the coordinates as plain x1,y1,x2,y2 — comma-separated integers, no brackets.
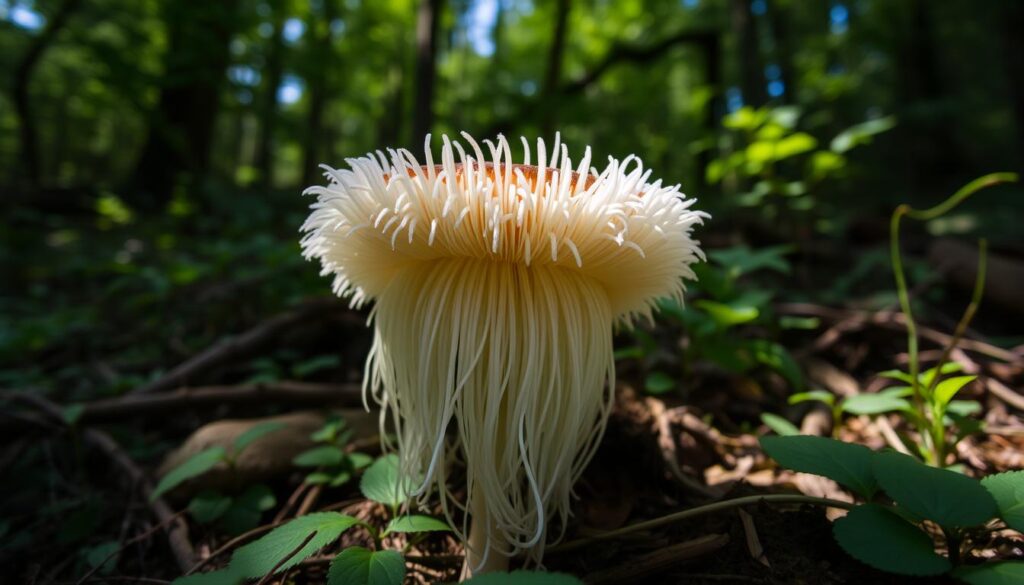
300,133,707,575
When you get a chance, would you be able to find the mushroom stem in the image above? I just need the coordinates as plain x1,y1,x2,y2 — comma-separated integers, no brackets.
461,487,509,580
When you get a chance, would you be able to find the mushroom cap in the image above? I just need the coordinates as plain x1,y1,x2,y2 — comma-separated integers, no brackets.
300,133,707,326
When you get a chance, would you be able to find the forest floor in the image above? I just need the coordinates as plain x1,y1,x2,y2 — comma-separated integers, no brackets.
4,206,1024,584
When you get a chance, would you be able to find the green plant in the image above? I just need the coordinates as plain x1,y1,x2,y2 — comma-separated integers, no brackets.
172,454,452,585
646,245,803,393
762,435,1024,581
152,421,286,534
885,173,1017,465
293,417,374,488
707,105,894,231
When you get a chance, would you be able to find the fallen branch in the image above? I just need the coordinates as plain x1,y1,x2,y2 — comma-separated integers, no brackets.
75,381,362,425
130,298,349,395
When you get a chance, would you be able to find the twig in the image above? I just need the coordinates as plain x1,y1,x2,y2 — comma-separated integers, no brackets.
129,298,346,395
550,494,853,554
581,533,730,585
11,393,197,571
254,531,317,585
986,378,1024,412
75,512,185,585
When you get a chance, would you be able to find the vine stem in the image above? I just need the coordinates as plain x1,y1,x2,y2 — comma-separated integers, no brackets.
550,494,855,554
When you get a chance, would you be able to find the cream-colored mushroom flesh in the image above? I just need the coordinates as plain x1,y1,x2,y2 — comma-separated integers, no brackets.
300,133,706,567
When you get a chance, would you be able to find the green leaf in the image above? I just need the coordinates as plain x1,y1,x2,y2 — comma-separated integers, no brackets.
830,116,896,153
832,503,950,576
760,413,800,437
230,512,358,577
788,390,835,407
841,394,911,416
360,454,416,507
643,371,675,395
871,451,997,528
384,515,451,535
294,445,346,467
62,403,85,425
293,354,341,378
694,299,759,327
311,418,347,443
349,452,374,470
933,376,976,410
234,421,287,453
953,562,1024,585
981,471,1024,532
329,471,354,487
878,370,914,384
305,472,334,485
84,541,120,575
327,547,405,585
746,340,803,389
151,446,226,501
189,491,233,523
708,245,792,277
760,436,877,498
463,570,584,585
171,569,243,585
919,362,964,388
775,132,818,159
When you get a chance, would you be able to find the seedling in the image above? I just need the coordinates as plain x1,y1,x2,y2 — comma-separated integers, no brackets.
293,417,373,488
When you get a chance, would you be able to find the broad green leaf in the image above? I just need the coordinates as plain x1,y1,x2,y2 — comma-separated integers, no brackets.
788,390,835,407
171,569,243,585
879,386,913,398
981,471,1024,532
723,106,766,132
329,471,354,487
311,418,347,443
188,491,233,523
841,394,911,416
230,512,358,577
464,570,584,585
832,504,950,576
947,400,982,418
234,421,287,453
327,547,405,585
294,445,346,467
953,562,1024,585
643,371,675,395
305,472,335,485
760,436,877,498
760,413,800,437
152,447,226,501
872,451,997,528
694,300,759,327
360,455,416,507
933,376,976,410
384,515,452,535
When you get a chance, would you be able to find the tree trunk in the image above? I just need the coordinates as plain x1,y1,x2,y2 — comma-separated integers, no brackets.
730,0,765,107
130,0,240,208
302,0,337,185
12,0,83,188
255,0,287,188
412,0,443,143
541,0,572,137
766,0,795,103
